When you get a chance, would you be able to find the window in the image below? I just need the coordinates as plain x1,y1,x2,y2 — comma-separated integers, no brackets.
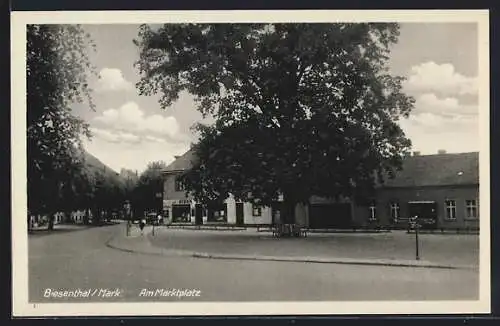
172,205,190,222
175,177,185,192
214,209,225,220
369,203,377,221
445,200,456,220
252,204,262,217
465,199,478,219
390,202,400,222
208,203,227,222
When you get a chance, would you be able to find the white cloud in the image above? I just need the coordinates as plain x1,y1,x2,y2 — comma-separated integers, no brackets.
90,127,119,143
397,110,478,155
90,127,141,144
94,102,180,138
403,112,477,131
415,93,477,116
405,61,478,96
144,135,167,143
96,68,134,92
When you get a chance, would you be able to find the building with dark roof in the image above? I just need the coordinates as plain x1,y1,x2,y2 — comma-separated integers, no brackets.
371,151,479,230
161,150,480,230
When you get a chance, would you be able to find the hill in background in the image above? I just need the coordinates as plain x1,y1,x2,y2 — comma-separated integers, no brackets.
81,150,125,186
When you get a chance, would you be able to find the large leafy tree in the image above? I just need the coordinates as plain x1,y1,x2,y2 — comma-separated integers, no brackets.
134,23,414,223
27,24,97,229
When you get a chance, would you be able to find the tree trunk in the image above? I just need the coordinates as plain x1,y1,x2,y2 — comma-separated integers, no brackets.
47,212,55,230
83,208,89,225
282,193,297,225
65,210,72,224
92,207,99,225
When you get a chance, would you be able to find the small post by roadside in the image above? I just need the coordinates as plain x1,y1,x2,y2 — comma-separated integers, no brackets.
124,200,131,237
413,215,420,260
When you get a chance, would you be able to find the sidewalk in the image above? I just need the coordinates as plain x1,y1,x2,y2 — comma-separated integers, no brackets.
106,226,478,270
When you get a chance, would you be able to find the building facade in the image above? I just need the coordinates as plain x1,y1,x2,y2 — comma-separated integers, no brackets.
162,152,274,226
162,150,479,230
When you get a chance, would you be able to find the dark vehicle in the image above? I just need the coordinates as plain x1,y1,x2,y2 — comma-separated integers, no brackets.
408,201,438,229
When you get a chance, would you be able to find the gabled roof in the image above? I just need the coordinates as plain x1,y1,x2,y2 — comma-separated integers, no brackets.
162,149,197,174
163,149,480,187
381,151,479,188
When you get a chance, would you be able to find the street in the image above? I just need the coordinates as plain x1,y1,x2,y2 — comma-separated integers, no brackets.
29,224,479,302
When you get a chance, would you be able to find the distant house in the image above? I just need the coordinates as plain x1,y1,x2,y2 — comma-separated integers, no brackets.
161,150,479,230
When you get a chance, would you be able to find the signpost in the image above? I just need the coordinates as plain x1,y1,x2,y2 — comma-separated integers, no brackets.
124,200,131,237
152,217,155,236
410,215,420,260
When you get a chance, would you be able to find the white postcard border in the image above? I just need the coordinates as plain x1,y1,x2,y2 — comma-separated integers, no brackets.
11,9,491,317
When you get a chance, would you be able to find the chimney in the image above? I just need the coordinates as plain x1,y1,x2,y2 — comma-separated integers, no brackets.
413,151,420,156
438,149,447,154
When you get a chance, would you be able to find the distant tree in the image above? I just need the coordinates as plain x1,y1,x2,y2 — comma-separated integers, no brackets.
58,162,90,223
133,161,168,215
27,24,97,230
134,23,414,224
74,168,97,225
120,168,140,201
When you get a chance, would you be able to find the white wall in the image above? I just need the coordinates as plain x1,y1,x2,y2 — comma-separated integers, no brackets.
243,203,272,225
225,196,236,224
295,203,309,227
164,195,274,225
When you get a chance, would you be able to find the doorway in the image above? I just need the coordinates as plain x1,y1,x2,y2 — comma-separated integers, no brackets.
236,203,244,226
195,204,203,225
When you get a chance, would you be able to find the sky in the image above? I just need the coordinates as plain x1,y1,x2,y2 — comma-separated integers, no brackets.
74,23,480,174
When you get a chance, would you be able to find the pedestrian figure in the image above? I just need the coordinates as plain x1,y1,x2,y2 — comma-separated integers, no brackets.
139,218,146,235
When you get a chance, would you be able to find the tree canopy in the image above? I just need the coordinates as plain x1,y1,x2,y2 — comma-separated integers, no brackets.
26,24,129,228
134,23,414,221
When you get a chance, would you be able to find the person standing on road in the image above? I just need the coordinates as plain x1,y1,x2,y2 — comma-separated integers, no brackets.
139,218,146,235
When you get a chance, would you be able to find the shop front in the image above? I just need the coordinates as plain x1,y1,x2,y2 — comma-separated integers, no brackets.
164,199,194,223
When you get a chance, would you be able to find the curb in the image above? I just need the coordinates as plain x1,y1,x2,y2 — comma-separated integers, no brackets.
104,231,475,270
191,252,473,270
104,230,195,258
165,225,248,231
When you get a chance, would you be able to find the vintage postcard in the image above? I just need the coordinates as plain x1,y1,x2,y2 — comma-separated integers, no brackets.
11,10,490,317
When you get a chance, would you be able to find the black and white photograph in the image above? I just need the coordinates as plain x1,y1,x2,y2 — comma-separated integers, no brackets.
11,10,490,316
